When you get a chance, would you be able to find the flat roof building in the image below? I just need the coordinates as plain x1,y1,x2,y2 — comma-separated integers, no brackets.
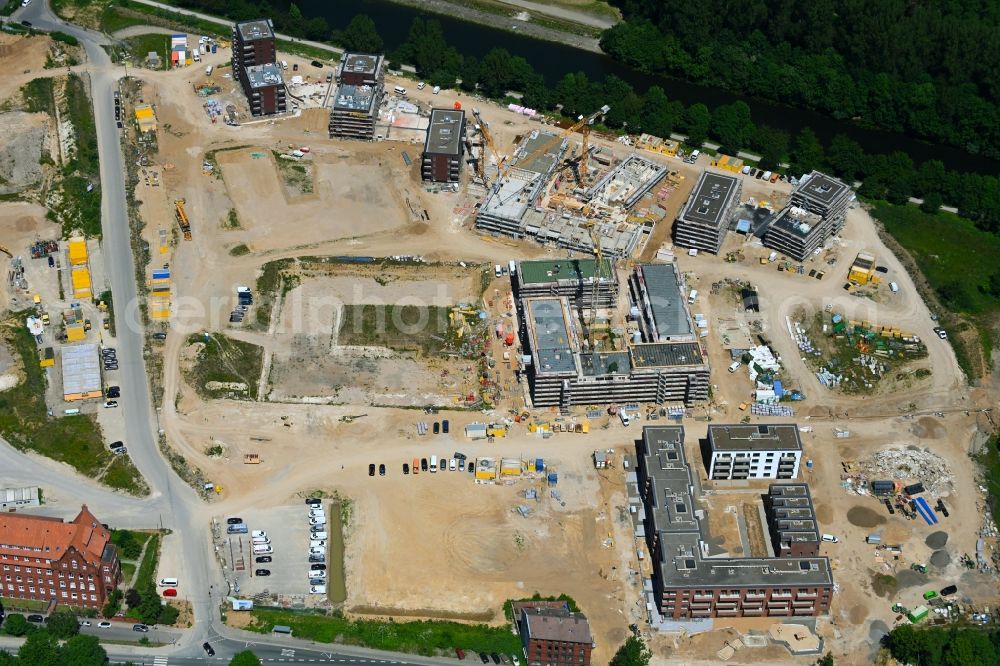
240,63,286,116
0,486,40,510
421,108,466,183
764,484,821,558
764,171,852,261
703,424,803,481
515,258,618,309
232,19,277,112
518,262,709,409
637,427,833,619
329,52,386,141
61,343,102,402
673,170,741,254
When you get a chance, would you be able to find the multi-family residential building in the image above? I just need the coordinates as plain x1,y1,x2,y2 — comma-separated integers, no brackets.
763,171,852,261
0,505,121,609
673,170,741,254
421,108,466,183
516,605,593,666
703,424,803,480
637,427,833,619
764,484,821,558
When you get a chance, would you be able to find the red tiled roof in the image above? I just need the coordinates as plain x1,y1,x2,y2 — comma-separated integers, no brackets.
0,505,111,564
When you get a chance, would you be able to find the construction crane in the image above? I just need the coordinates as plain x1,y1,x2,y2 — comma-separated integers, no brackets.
471,108,504,186
501,105,610,185
584,219,607,344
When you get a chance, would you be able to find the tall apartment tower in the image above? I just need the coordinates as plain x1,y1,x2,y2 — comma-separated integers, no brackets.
232,19,276,72
232,19,284,117
329,52,385,141
421,108,466,182
763,171,852,261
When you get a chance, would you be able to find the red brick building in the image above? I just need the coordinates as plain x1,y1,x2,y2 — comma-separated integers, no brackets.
516,605,593,666
0,505,121,609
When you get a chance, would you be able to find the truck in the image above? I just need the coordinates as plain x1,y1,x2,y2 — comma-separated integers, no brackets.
494,264,502,278
508,260,516,275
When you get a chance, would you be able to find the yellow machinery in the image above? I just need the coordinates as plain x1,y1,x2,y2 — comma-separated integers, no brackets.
472,108,504,186
0,245,12,258
848,251,877,284
174,199,192,240
500,105,610,186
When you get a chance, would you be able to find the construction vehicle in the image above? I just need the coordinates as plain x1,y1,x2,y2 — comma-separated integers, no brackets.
471,109,503,186
174,199,192,240
0,245,12,258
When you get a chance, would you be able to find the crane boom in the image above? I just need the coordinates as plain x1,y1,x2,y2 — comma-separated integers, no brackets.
472,108,504,186
502,105,609,183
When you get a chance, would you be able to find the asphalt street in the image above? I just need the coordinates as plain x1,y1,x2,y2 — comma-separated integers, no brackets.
2,3,458,665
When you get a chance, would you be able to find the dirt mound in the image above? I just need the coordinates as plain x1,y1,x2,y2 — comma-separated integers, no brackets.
847,505,886,528
925,531,949,549
930,550,951,567
0,111,48,194
913,416,946,439
895,568,924,588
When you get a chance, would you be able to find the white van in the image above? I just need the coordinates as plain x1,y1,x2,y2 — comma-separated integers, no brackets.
728,360,741,373
821,534,839,543
417,81,426,90
393,85,406,96
251,536,270,545
252,544,273,554
251,530,267,538
495,264,503,277
889,281,899,293
158,577,178,587
508,260,517,275
619,410,631,427
687,289,698,305
430,455,438,472
281,60,288,70
432,86,441,94
205,65,213,77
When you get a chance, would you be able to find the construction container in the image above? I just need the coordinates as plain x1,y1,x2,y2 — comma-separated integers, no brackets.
547,473,558,486
907,606,929,623
500,459,521,476
475,457,497,480
487,424,507,438
67,239,88,266
536,458,544,471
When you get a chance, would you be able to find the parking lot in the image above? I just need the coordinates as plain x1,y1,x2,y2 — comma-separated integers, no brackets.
222,502,330,604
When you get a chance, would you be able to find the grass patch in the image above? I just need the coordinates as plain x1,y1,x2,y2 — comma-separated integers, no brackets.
228,243,249,256
251,258,298,330
120,562,136,584
246,608,521,656
871,573,898,597
123,33,170,70
272,152,314,196
135,534,160,588
0,313,146,494
99,4,155,33
873,202,1000,381
224,208,241,229
502,593,579,621
20,77,56,115
185,332,263,400
0,597,49,612
97,290,115,336
339,305,454,355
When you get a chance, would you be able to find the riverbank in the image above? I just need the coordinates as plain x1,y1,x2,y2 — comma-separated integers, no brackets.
383,0,603,52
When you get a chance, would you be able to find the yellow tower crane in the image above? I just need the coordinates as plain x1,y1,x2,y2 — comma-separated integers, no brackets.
471,108,505,186
500,105,610,186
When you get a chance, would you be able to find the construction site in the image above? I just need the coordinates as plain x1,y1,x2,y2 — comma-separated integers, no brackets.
3,22,999,666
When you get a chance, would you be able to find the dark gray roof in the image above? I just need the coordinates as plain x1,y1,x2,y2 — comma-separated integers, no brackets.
342,53,382,77
333,84,379,113
526,298,576,375
680,171,739,229
521,607,592,644
630,342,702,368
708,424,803,452
235,19,274,42
423,108,465,156
769,206,824,238
635,263,693,338
580,351,630,376
794,171,850,205
245,63,283,89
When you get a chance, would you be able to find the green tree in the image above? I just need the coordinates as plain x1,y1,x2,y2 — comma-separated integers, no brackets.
751,125,789,170
103,588,123,618
789,127,824,177
44,609,80,640
826,135,865,182
815,654,834,666
338,15,383,53
683,103,711,148
920,191,943,213
710,101,755,154
397,17,461,84
2,613,30,636
609,636,651,666
16,631,60,666
60,634,109,666
229,649,262,666
125,588,142,608
640,86,682,137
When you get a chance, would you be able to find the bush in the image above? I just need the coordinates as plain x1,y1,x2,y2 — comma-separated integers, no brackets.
50,31,79,46
102,589,123,618
2,613,30,636
45,609,80,639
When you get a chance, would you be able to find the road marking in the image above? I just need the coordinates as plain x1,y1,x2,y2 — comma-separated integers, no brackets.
153,658,169,666
281,648,296,657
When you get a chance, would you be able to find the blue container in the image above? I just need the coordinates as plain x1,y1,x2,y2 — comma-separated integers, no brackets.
535,458,544,471
547,473,558,486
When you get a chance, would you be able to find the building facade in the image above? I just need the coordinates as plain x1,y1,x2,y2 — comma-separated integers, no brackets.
231,19,284,117
704,424,803,480
637,427,833,619
673,170,741,254
329,52,385,141
421,108,466,182
515,259,618,309
242,63,286,116
517,606,593,666
231,19,276,71
0,505,121,609
764,484,821,558
763,171,852,261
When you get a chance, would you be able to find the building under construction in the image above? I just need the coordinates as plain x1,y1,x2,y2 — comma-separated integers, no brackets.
763,171,852,261
242,63,286,116
517,262,708,410
515,258,618,309
583,154,668,209
421,108,466,182
673,170,741,254
329,52,385,141
475,131,645,258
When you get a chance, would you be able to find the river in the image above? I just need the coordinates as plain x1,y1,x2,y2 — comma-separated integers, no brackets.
299,0,999,174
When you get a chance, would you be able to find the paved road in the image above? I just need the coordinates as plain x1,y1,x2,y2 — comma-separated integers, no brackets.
1,3,460,665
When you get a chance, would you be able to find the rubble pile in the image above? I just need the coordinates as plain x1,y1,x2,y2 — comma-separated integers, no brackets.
851,447,953,496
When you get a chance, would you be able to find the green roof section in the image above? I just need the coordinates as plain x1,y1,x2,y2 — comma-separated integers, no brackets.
518,258,614,285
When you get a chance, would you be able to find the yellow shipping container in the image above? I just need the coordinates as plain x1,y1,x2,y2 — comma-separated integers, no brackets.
500,459,521,477
712,155,744,172
67,239,88,266
487,424,507,438
71,267,92,298
475,457,497,480
65,324,86,342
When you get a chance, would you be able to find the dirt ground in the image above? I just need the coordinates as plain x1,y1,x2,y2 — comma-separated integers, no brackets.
114,46,998,666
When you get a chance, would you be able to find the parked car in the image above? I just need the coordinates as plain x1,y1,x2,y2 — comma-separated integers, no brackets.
97,621,112,629
27,615,44,623
309,517,326,526
310,540,327,548
368,463,376,476
403,463,409,475
308,570,327,579
478,653,490,664
468,462,475,473
107,386,120,398
227,517,243,525
310,563,326,571
308,554,326,563
152,332,167,340
132,624,149,633
104,400,118,408
251,530,267,538
309,585,326,594
940,584,958,596
379,463,386,476
255,569,271,576
203,642,216,656
310,531,328,540
310,60,323,68
305,498,322,506
421,458,428,471
433,422,440,434
442,419,449,433
491,653,501,664
79,620,91,627
309,577,325,586
162,588,177,597
455,647,466,660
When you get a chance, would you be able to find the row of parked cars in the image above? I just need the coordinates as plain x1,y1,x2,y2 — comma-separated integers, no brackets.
306,498,328,594
455,648,520,664
370,452,472,477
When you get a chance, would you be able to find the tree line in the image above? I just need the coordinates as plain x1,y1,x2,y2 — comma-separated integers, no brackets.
154,2,999,232
600,0,1000,161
